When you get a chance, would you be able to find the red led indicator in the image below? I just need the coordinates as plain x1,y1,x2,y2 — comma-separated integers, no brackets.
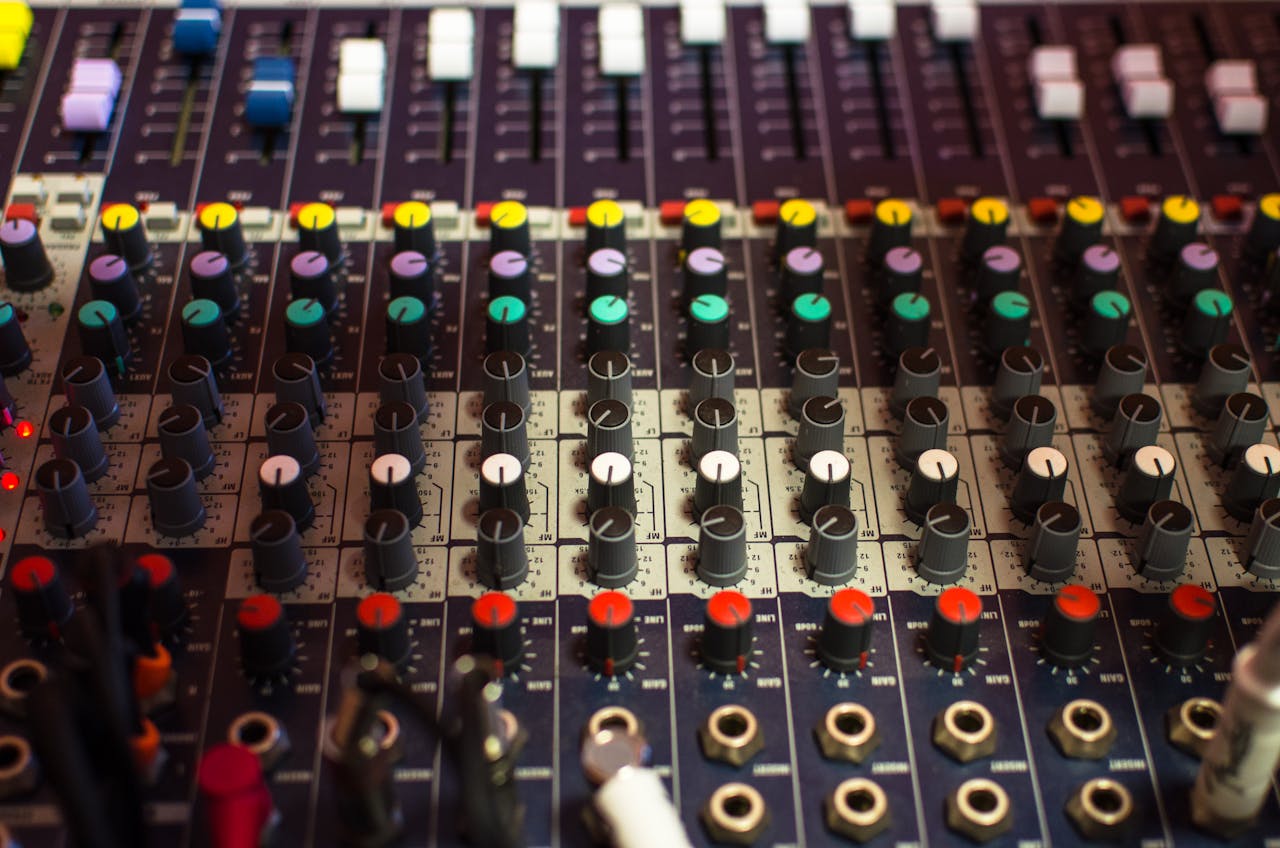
1,472,19,491
14,420,33,439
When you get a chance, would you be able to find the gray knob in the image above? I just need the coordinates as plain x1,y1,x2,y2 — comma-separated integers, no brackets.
791,348,840,419
697,504,747,587
49,405,109,482
250,509,307,593
476,507,528,589
694,449,743,514
691,397,737,462
890,346,942,418
374,401,426,474
975,245,1023,300
804,504,859,586
1208,392,1269,468
157,403,216,479
588,506,637,588
1171,243,1219,305
1193,344,1250,418
264,401,320,476
1117,445,1177,523
483,350,535,412
1104,393,1163,466
689,348,734,407
1134,500,1194,582
799,449,852,523
1000,394,1057,469
363,509,419,591
146,457,206,537
905,448,960,524
1025,501,1082,583
991,346,1044,420
915,502,972,585
481,401,530,466
796,395,845,470
587,350,632,409
35,458,98,538
169,355,225,427
369,453,422,526
479,453,530,523
586,399,632,460
588,451,636,514
379,353,429,420
1010,446,1069,523
896,395,948,469
1093,345,1148,417
62,356,120,429
1224,443,1280,522
272,353,326,426
258,454,314,529
1244,499,1280,580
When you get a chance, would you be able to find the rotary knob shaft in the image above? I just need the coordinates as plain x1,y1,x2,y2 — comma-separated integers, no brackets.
697,504,747,586
585,590,639,676
362,509,419,592
471,592,523,673
925,587,983,672
1040,584,1099,668
805,504,860,586
1024,501,1082,583
816,588,875,672
249,510,307,593
237,594,296,678
356,593,413,668
702,589,754,674
1154,584,1216,667
476,508,528,590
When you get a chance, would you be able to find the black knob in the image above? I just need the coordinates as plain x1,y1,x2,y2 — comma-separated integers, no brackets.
683,246,728,299
1170,243,1219,305
249,509,307,593
792,348,840,419
780,246,824,299
694,450,743,515
1224,444,1280,522
974,245,1022,300
681,199,722,251
389,250,435,303
284,299,333,364
686,294,731,355
485,295,530,356
146,457,207,537
198,202,248,266
691,397,738,462
373,401,426,474
488,250,532,301
879,246,924,303
489,201,532,255
179,299,232,365
1075,244,1121,300
1244,499,1280,580
480,452,531,522
1080,291,1131,356
384,296,432,363
961,199,1009,262
701,589,754,674
379,353,428,419
49,405,108,482
264,401,320,476
257,454,314,529
697,504,748,586
392,201,436,256
816,587,875,672
897,395,949,469
136,553,190,640
784,293,832,358
35,458,97,538
76,299,132,370
799,450,852,523
1181,289,1233,359
1055,198,1105,264
481,401,530,466
804,504,859,585
471,591,523,674
775,199,817,254
362,509,418,592
1104,393,1163,466
1040,584,1099,668
1134,500,1193,582
1024,501,1082,583
585,200,626,253
0,218,52,291
100,205,151,269
87,254,141,321
588,506,638,588
904,448,960,524
890,346,941,418
1009,447,1069,523
169,355,225,427
368,453,421,526
924,587,983,672
356,593,413,668
158,403,216,479
868,200,913,261
1207,392,1269,467
795,395,845,471
586,294,630,355
0,302,32,375
1149,196,1200,264
689,348,734,407
1000,394,1057,469
1154,584,1216,667
885,292,931,354
984,291,1032,353
236,594,296,678
1116,445,1177,524
189,250,240,317
476,507,528,590
586,398,632,460
1093,345,1148,417
62,357,120,427
587,349,632,409
991,346,1044,420
9,555,74,641
587,451,636,514
586,248,628,300
585,590,639,676
273,353,327,425
915,502,972,585
297,203,343,262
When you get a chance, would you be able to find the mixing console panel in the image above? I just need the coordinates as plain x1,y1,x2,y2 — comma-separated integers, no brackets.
3,0,1280,846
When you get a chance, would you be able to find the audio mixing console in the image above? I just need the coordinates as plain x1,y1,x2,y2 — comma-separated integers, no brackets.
3,0,1280,846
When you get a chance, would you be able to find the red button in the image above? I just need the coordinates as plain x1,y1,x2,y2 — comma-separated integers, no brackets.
844,199,874,225
475,202,496,227
287,202,307,227
1211,194,1244,222
1053,584,1100,622
380,202,401,227
472,591,519,629
936,198,969,225
829,587,874,626
752,200,781,225
5,203,36,223
1120,196,1152,224
1027,197,1060,225
660,200,687,226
